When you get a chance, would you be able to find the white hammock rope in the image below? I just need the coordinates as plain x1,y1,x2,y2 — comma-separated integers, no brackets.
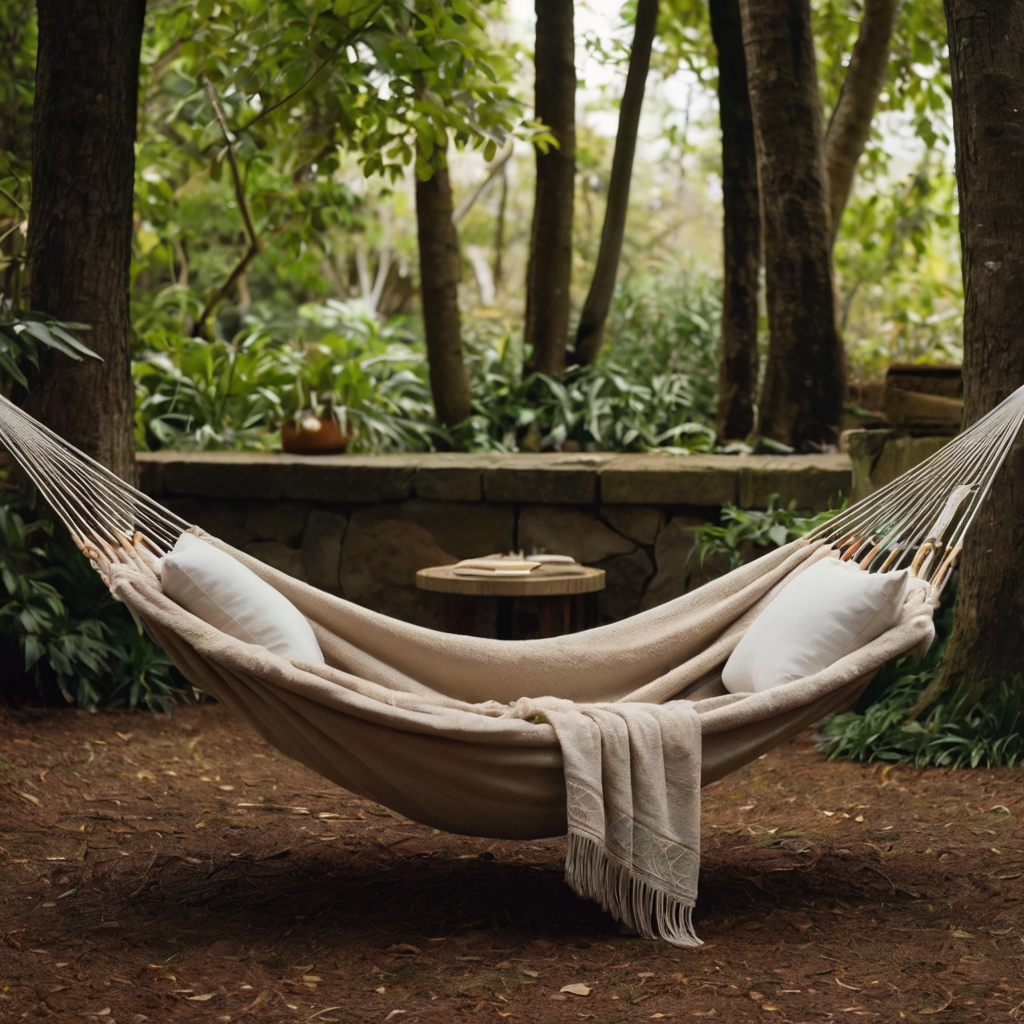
807,382,1024,592
2,385,1022,593
0,394,189,574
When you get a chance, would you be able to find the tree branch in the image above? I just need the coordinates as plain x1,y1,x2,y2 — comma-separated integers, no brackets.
236,0,386,135
0,186,27,215
452,140,514,224
236,53,335,134
196,79,262,339
824,0,900,240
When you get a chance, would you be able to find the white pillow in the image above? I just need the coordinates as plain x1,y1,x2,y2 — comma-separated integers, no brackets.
722,556,909,694
160,532,324,664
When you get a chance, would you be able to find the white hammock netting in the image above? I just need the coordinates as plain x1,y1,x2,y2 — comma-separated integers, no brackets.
1,384,1022,946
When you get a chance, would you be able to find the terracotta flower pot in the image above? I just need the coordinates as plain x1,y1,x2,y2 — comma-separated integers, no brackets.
281,417,352,455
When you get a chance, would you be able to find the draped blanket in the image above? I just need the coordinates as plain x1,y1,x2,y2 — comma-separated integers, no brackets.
509,697,702,946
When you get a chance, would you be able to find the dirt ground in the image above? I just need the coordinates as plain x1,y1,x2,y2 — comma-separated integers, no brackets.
1,702,1022,1023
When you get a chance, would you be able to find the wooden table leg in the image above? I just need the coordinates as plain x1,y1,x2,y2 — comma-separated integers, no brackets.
441,595,476,635
497,596,514,640
538,598,553,639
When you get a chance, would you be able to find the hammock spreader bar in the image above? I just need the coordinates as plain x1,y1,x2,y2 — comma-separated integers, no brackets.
805,382,1024,591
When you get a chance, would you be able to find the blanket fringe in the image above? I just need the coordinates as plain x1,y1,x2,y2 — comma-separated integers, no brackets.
565,831,702,948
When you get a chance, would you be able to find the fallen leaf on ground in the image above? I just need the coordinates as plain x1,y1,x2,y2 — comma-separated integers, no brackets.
17,792,40,806
187,993,216,1001
560,983,591,996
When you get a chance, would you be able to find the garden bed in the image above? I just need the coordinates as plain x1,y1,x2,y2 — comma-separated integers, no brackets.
1,702,1021,1021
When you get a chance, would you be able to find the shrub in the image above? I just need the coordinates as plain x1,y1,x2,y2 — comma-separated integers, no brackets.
0,487,188,712
817,601,1024,769
690,498,845,572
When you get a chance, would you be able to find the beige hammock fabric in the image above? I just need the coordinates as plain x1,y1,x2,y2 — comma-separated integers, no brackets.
2,384,1023,944
103,535,937,945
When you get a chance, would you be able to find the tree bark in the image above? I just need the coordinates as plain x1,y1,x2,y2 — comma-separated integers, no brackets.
931,0,1024,702
524,0,575,376
26,0,145,483
493,163,508,294
572,0,658,366
741,0,844,449
415,161,472,427
710,0,761,443
823,0,900,240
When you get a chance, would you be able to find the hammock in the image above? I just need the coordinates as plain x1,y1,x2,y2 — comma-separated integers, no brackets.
1,385,1022,946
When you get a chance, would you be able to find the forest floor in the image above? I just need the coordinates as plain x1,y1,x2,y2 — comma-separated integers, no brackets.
1,702,1022,1024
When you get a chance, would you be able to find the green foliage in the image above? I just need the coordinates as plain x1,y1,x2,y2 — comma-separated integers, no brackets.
133,302,447,452
0,491,187,712
132,0,535,345
836,164,961,379
691,499,845,572
0,307,99,391
135,268,723,455
455,353,715,455
0,0,34,165
133,326,287,451
603,265,720,421
818,606,1024,769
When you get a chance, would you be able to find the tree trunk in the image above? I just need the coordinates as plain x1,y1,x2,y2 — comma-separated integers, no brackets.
741,0,844,449
493,163,508,294
26,0,145,483
710,0,761,443
572,0,657,366
931,0,1024,703
524,0,575,376
415,161,472,427
824,0,900,240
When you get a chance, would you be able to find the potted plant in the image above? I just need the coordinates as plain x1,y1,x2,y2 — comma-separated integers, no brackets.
279,378,353,455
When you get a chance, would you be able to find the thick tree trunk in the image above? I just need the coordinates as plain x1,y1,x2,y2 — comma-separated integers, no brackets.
932,0,1024,702
710,0,761,443
572,0,657,366
823,0,899,239
741,0,844,449
26,0,145,482
415,161,472,427
524,0,575,376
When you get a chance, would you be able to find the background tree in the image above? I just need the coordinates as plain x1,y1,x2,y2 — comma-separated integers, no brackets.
524,0,576,376
740,0,844,449
823,0,900,240
572,0,658,367
415,147,471,426
709,0,760,442
927,0,1024,705
26,0,146,481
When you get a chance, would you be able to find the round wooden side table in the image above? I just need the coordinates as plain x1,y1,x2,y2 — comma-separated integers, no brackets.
416,565,606,640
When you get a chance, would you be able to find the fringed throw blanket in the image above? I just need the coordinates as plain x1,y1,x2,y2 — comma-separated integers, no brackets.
507,697,702,947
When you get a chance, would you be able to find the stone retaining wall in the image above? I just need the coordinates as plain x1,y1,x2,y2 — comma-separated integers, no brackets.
139,450,851,634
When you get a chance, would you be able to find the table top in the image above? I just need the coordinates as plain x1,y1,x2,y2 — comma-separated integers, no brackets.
416,564,606,596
